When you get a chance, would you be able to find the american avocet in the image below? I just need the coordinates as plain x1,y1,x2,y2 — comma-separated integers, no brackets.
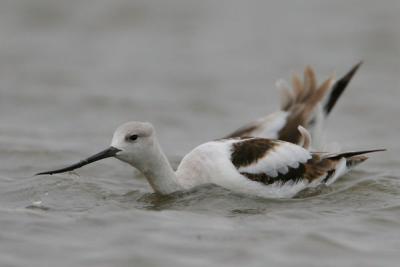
36,123,383,198
224,62,362,149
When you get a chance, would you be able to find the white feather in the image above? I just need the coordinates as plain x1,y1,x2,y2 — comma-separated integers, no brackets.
325,158,348,185
237,141,311,177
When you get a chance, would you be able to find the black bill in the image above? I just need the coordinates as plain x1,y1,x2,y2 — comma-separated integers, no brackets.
36,146,121,175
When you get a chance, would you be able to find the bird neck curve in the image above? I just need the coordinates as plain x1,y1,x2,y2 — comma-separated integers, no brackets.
139,139,182,195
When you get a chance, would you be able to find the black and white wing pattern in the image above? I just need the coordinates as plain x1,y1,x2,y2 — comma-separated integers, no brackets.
230,138,313,185
229,137,382,186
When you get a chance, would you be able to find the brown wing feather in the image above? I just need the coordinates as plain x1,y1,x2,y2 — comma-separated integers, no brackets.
224,63,361,143
277,68,335,143
231,138,277,168
277,63,362,144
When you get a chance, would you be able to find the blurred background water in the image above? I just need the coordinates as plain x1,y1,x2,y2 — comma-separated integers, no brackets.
0,1,399,266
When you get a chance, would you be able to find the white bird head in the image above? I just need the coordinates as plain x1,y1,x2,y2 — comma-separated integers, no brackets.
110,121,157,166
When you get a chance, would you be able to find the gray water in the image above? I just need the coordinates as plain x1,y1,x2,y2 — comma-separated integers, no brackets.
1,1,400,266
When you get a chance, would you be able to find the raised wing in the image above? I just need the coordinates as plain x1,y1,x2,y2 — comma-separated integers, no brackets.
224,62,362,148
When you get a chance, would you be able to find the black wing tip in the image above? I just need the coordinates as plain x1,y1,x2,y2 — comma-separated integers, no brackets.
350,148,387,155
324,61,363,115
345,60,363,80
338,61,363,86
330,148,386,160
372,148,386,152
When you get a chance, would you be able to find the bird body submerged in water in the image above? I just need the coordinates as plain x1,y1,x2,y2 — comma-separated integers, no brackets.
36,122,382,198
36,63,383,198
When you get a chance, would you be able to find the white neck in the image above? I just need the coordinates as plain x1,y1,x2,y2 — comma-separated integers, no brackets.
133,140,182,194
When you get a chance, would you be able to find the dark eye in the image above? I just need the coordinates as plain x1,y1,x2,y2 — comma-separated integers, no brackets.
128,134,138,141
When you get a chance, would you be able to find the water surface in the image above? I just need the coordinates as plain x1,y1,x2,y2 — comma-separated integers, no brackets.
0,1,399,266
